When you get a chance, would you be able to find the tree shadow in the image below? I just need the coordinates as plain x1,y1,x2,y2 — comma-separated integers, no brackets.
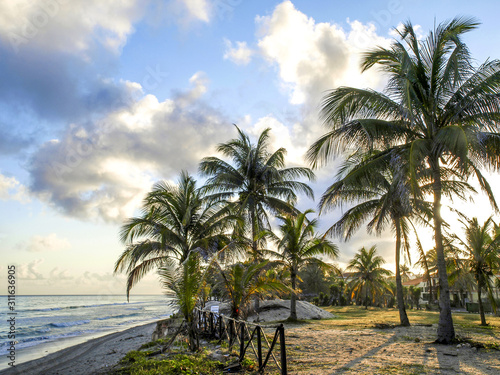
424,342,462,374
332,333,397,372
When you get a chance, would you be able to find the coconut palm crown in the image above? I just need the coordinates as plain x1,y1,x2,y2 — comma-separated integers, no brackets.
199,126,315,257
307,17,500,343
264,209,339,321
114,171,236,299
347,246,392,309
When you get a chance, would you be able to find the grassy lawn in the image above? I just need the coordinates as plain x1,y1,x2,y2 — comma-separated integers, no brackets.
314,305,500,337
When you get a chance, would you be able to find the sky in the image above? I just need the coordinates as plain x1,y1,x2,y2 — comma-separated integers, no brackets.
1,0,500,295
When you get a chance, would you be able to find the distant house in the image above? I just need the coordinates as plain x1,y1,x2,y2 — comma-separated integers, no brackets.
403,273,500,307
403,275,437,304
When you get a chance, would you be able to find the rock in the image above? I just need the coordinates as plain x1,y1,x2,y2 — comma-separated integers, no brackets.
151,317,183,341
203,299,335,322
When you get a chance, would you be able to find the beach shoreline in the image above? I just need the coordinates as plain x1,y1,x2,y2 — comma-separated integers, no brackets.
0,321,156,375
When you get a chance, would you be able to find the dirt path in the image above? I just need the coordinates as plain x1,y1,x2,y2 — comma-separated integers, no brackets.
285,324,500,374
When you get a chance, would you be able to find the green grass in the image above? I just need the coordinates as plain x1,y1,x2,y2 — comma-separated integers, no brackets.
312,305,500,335
107,351,225,374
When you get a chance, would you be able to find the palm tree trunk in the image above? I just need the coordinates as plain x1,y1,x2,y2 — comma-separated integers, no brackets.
477,283,487,326
364,283,369,309
431,158,455,343
290,268,298,321
428,276,434,304
188,318,199,351
250,206,258,257
250,206,260,314
395,220,410,326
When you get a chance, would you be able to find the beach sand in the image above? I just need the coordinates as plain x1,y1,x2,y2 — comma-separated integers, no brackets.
285,324,500,374
0,322,156,375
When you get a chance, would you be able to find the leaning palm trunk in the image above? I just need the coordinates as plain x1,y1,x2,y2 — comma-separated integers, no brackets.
432,162,455,343
395,221,410,326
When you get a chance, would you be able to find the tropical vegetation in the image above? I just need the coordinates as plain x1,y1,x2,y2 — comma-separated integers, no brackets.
451,215,500,325
346,246,392,309
114,171,235,299
307,17,500,343
264,209,339,320
199,126,315,258
113,18,500,352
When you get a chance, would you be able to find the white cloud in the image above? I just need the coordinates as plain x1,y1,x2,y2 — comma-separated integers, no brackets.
248,115,307,167
223,39,253,65
19,233,71,252
156,0,212,28
28,73,232,222
17,259,45,280
0,0,147,55
389,22,424,40
0,174,29,203
256,1,390,106
49,267,74,280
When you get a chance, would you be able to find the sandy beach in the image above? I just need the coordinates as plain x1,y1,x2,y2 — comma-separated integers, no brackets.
0,322,156,375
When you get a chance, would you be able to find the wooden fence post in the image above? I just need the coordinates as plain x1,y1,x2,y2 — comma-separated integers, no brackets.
257,326,263,369
239,322,245,360
279,324,287,375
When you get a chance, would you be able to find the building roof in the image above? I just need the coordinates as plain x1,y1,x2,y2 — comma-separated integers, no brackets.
402,276,426,286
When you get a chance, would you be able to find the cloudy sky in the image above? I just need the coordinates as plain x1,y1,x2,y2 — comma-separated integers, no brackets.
2,0,500,295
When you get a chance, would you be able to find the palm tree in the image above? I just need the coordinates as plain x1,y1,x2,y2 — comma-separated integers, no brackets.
264,209,339,321
215,260,288,319
320,151,433,325
159,252,204,351
347,246,392,309
308,18,500,343
417,237,459,304
415,245,437,304
199,126,315,258
400,264,413,282
451,215,500,325
114,171,235,298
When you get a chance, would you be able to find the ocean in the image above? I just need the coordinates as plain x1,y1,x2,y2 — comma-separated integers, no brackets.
0,295,174,370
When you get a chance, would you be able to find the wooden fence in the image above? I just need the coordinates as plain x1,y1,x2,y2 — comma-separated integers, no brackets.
195,308,287,374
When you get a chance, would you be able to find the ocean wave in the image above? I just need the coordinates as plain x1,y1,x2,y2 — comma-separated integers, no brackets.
96,313,140,321
49,320,90,328
17,300,155,313
0,329,100,355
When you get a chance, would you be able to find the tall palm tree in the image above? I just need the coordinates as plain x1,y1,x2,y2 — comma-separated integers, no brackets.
264,209,339,321
347,246,392,309
451,215,500,325
308,18,500,343
114,171,235,298
320,151,433,325
199,126,315,258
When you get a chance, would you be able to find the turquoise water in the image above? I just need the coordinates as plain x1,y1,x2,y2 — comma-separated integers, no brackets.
0,295,173,369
